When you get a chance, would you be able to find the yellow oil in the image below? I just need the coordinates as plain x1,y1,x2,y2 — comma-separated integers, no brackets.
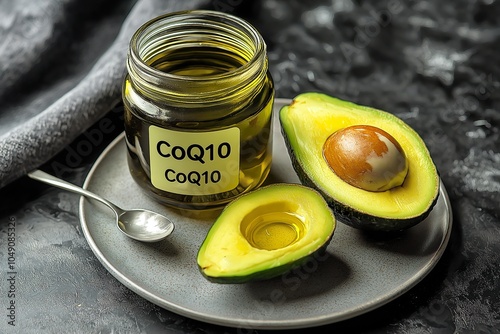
243,212,306,251
148,46,245,76
124,46,274,210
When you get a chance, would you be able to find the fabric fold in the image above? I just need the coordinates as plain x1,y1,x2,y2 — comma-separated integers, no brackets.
0,0,209,189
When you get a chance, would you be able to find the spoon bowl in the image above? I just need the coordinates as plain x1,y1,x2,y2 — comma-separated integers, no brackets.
118,209,175,242
28,169,175,242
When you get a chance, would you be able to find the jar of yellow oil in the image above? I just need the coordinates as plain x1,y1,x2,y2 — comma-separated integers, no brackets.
123,10,274,210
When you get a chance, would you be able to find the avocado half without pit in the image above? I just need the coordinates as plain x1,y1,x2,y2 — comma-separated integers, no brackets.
197,184,336,284
279,92,440,232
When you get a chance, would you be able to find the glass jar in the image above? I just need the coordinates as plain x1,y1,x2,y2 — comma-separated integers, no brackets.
123,10,274,210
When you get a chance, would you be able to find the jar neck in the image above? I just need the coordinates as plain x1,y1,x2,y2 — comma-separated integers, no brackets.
127,10,269,118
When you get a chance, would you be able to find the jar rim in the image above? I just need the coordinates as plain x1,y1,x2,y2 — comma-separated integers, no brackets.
128,10,267,84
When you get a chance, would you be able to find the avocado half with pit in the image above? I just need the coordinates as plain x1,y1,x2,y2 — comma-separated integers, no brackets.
197,183,336,283
279,92,440,232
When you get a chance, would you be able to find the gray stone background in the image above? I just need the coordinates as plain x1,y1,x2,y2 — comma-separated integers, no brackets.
0,0,499,333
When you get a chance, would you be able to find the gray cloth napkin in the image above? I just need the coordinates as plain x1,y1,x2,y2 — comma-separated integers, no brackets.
0,0,208,189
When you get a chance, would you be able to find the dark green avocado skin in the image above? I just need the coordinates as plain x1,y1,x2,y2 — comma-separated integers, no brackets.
281,128,440,232
199,238,334,284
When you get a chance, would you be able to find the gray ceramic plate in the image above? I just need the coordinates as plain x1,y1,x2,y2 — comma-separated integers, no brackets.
80,98,453,330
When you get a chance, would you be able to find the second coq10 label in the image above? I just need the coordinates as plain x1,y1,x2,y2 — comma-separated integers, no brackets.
149,125,240,195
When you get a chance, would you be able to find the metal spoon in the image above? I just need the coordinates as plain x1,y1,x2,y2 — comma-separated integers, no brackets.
27,169,174,243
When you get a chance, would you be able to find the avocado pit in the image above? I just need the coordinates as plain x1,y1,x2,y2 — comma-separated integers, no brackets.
323,125,408,192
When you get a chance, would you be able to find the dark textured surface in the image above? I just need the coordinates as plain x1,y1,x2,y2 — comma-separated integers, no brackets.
1,0,499,333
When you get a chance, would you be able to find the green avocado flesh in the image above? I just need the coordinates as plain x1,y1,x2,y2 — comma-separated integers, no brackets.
279,92,440,231
197,184,336,283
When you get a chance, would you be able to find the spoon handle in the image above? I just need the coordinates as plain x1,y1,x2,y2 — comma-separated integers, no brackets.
27,169,122,214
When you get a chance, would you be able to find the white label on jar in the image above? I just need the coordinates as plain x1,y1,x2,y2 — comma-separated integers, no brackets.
149,125,240,195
